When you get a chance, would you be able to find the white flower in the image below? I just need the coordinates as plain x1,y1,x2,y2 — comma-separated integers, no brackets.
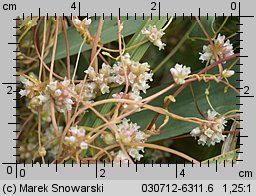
100,83,110,94
73,17,91,27
142,25,166,50
190,109,227,146
170,64,191,85
85,66,97,80
73,18,81,25
113,150,128,164
19,89,27,97
36,94,48,104
207,109,219,120
154,39,166,51
190,127,201,137
204,128,214,138
135,131,146,141
47,81,58,91
80,141,88,150
112,92,124,99
84,18,91,26
77,128,86,137
69,126,85,137
69,126,78,135
18,76,34,97
199,34,234,64
54,89,62,97
198,135,208,146
65,126,87,149
128,147,144,161
222,69,235,78
69,136,76,143
19,76,33,87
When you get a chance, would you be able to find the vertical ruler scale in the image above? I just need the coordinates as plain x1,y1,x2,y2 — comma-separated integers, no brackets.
0,0,255,195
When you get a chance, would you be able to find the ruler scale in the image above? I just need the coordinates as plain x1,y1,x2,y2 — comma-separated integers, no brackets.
0,0,255,195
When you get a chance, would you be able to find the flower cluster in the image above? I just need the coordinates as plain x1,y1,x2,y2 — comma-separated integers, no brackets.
19,76,51,121
102,118,147,163
85,53,153,109
114,118,146,162
190,110,226,146
19,76,35,98
47,78,77,113
170,64,191,85
199,34,234,64
111,53,153,93
141,25,166,50
64,126,88,150
85,64,112,94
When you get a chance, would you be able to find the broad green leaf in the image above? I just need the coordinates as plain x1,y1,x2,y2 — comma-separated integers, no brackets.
130,72,239,142
202,149,239,164
45,17,144,63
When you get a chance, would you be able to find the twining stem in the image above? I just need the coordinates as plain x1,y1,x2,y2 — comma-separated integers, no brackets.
89,105,134,163
37,111,45,164
49,17,59,81
72,40,85,84
61,18,72,126
162,16,173,31
39,17,47,81
90,16,104,71
189,84,205,118
34,18,81,83
98,40,148,53
72,48,101,126
49,17,60,137
117,17,129,94
61,18,71,80
17,113,34,140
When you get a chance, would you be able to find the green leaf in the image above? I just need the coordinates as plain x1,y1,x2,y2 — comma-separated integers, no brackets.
45,17,144,63
201,149,239,164
130,73,239,142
